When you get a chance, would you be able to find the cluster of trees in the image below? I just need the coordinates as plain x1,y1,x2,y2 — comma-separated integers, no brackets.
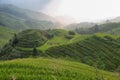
75,24,99,34
68,31,75,35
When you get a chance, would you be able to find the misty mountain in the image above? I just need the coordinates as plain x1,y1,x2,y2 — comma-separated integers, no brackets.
0,4,61,30
65,22,96,30
107,16,120,23
74,22,120,35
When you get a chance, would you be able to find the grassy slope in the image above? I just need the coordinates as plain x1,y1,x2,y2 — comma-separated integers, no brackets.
38,34,91,51
38,29,80,51
0,26,16,48
0,58,119,80
46,33,120,71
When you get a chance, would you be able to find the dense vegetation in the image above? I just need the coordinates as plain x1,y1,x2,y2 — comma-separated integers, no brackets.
0,58,119,80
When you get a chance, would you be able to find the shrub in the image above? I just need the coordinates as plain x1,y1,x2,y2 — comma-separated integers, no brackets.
68,31,75,35
65,35,74,39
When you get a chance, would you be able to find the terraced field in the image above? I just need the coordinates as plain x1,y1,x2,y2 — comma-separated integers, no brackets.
0,58,119,80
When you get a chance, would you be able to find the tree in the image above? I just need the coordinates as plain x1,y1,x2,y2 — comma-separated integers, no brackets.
11,34,19,47
32,47,38,56
68,31,75,35
94,24,99,32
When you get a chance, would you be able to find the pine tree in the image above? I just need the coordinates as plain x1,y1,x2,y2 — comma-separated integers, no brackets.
32,47,38,56
11,34,19,47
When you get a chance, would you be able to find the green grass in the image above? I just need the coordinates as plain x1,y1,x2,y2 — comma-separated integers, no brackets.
38,36,69,51
0,58,119,80
38,30,90,51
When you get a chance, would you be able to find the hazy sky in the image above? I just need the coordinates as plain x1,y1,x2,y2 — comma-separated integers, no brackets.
43,0,120,22
0,0,51,11
1,0,120,22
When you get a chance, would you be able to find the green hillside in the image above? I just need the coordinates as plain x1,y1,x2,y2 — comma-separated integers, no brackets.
0,58,119,80
0,29,78,59
46,34,120,71
0,26,16,48
0,4,61,30
0,29,120,72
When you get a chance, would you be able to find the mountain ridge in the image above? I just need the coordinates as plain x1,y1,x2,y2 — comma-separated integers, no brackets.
0,4,61,30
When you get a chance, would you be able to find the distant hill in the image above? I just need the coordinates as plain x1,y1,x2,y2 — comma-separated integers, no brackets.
65,22,96,30
0,4,61,30
97,22,120,35
0,58,119,80
0,26,16,48
104,16,120,23
74,22,120,36
0,29,120,71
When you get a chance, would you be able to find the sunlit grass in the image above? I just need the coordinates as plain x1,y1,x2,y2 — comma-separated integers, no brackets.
0,58,119,80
